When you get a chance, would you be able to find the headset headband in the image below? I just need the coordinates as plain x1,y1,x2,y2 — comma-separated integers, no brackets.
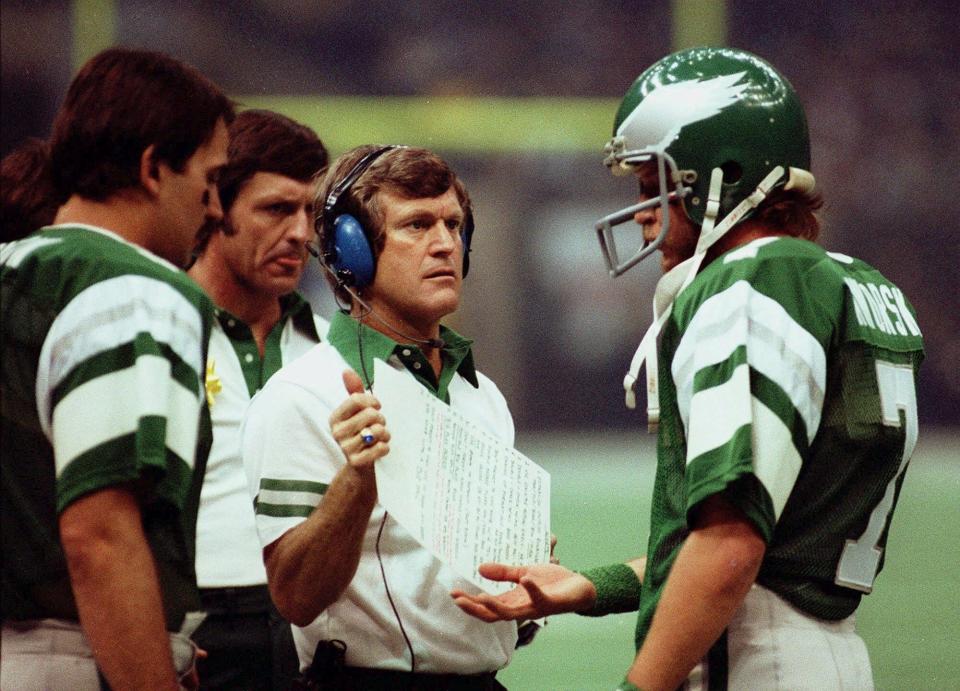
321,146,399,232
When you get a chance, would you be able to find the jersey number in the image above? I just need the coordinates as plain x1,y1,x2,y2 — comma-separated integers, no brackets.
835,359,918,593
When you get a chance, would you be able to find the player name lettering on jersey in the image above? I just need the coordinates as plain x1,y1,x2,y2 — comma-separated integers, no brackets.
843,278,921,338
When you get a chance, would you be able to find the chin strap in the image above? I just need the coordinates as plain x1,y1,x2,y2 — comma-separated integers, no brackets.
624,166,786,432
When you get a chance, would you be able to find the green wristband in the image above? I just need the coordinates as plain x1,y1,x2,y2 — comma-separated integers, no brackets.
576,563,641,617
615,679,642,691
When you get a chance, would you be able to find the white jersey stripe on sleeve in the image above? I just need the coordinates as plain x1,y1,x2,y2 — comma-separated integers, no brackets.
673,280,826,443
0,237,62,268
36,275,204,439
52,354,201,475
751,396,803,519
686,371,802,520
686,363,752,464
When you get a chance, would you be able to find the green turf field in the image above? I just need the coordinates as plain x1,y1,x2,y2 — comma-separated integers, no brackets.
496,428,959,690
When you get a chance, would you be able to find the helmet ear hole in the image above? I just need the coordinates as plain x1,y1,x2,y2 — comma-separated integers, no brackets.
720,161,743,184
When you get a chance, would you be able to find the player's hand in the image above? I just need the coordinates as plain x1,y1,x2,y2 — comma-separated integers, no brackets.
550,533,559,564
329,369,391,471
450,562,596,622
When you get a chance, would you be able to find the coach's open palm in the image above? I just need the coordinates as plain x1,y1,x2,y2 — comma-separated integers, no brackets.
451,562,596,622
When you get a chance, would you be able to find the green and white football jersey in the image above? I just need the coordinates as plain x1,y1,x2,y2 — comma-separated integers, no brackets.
1,224,214,629
635,236,923,648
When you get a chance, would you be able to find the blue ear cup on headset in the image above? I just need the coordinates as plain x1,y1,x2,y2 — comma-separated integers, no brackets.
320,144,476,288
320,146,395,289
332,211,471,287
331,214,376,288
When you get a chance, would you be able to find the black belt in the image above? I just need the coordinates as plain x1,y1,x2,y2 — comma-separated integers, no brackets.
198,584,271,614
295,640,505,690
318,666,502,691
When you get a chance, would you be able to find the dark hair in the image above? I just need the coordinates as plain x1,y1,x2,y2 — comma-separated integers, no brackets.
191,110,328,255
1,138,62,242
48,47,234,202
754,187,824,241
218,110,328,212
314,145,470,303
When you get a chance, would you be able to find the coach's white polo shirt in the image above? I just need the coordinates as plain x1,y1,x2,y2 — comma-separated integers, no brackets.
241,313,518,673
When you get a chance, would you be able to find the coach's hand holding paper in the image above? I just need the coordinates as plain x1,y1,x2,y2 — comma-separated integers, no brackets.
372,358,551,595
330,369,391,472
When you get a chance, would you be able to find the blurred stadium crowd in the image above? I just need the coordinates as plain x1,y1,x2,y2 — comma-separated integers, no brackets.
3,0,957,430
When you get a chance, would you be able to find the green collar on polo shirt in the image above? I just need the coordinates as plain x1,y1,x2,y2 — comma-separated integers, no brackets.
214,292,321,396
326,310,478,402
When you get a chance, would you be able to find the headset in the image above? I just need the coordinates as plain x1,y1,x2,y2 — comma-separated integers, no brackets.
318,145,474,288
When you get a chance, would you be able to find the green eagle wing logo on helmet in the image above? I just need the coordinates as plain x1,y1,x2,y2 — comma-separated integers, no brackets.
615,71,749,160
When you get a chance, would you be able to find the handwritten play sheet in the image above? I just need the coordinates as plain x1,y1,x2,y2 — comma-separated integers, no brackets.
373,358,551,594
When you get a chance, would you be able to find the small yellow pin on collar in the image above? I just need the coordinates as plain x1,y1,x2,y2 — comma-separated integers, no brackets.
205,358,223,407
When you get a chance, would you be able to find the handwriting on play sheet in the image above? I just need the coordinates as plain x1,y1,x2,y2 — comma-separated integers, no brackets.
373,359,551,594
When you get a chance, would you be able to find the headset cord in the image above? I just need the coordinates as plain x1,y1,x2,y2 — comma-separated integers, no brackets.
376,512,416,675
357,309,416,674
356,301,375,388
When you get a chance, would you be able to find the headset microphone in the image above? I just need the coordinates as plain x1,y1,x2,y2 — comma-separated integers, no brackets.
310,248,447,350
349,287,448,351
